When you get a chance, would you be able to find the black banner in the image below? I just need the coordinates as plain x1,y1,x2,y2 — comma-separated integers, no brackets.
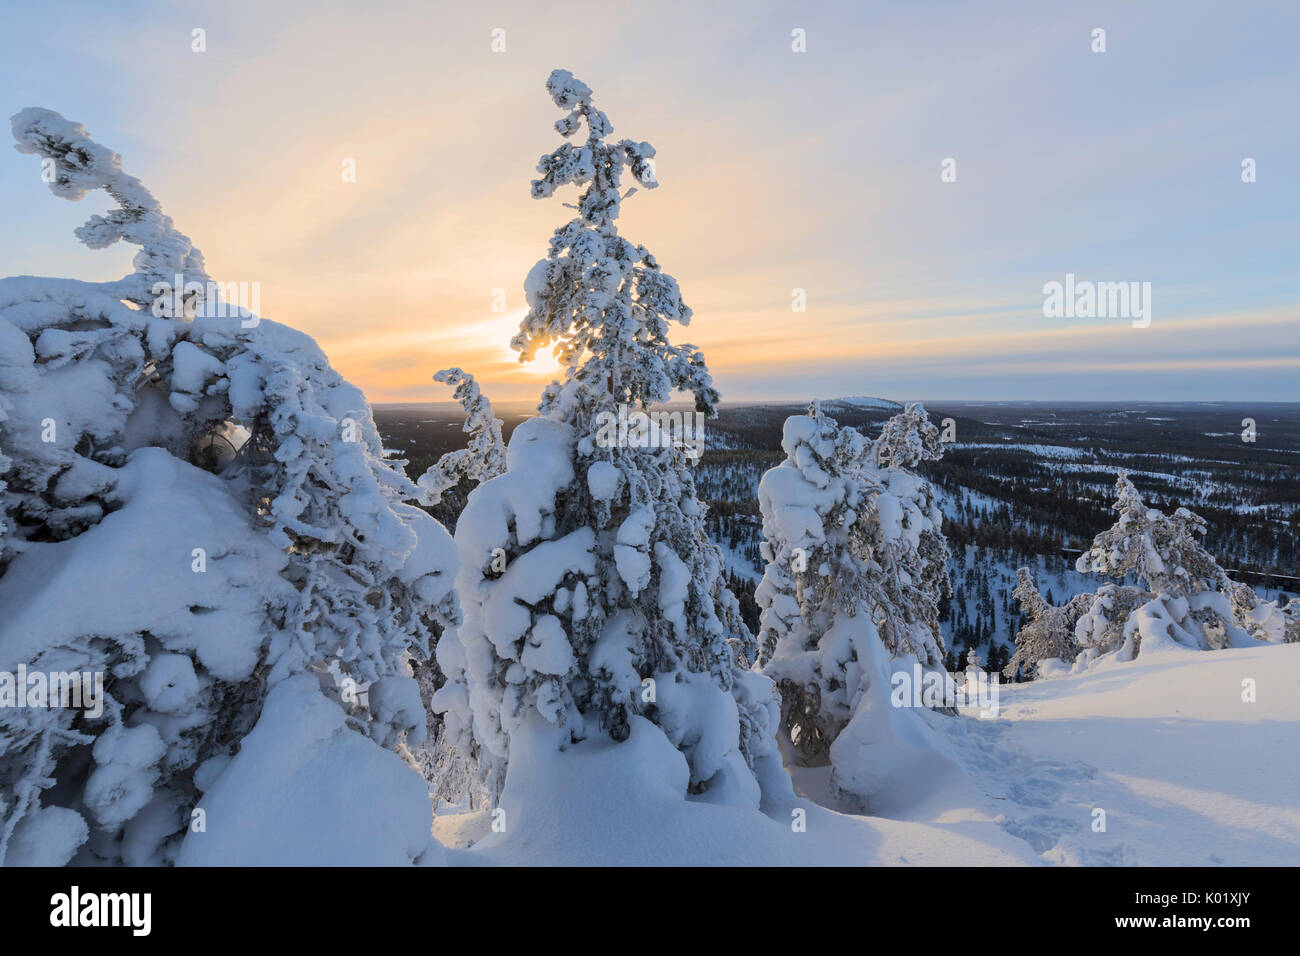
0,866,1283,943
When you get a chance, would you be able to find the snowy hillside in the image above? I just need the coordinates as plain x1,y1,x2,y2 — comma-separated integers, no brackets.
970,642,1300,866
429,641,1300,865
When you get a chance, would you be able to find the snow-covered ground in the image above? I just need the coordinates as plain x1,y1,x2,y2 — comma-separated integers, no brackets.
429,643,1300,865
966,642,1300,866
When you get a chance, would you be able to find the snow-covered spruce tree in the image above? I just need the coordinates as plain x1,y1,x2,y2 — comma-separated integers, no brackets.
756,402,949,668
1227,581,1300,645
1072,471,1257,660
754,400,953,810
1286,602,1300,644
1003,568,1091,678
0,109,456,865
1076,471,1229,599
411,367,506,808
1072,583,1146,657
416,367,507,508
871,401,953,652
431,70,788,810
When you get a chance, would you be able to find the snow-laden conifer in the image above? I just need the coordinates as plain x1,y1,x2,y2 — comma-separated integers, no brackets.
417,367,507,506
411,367,506,808
1004,568,1089,678
0,109,456,864
431,71,787,808
1075,471,1229,599
1071,471,1274,661
754,400,953,809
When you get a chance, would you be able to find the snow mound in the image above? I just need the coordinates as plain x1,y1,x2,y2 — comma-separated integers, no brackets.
436,643,1300,865
0,448,291,681
826,632,965,816
456,713,1033,866
178,676,439,867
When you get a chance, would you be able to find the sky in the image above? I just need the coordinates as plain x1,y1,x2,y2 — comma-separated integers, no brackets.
1,0,1297,404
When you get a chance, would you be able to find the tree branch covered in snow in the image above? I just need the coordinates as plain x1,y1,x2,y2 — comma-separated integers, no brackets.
417,367,506,506
11,108,210,310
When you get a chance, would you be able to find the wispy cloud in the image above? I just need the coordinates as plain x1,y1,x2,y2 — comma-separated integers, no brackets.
1,0,1295,402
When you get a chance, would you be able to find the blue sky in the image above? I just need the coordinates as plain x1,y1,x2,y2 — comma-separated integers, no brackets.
1,0,1296,402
